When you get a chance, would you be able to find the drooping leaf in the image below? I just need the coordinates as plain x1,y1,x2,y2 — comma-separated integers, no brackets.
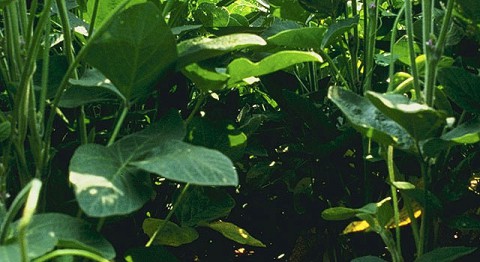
437,67,480,113
321,207,358,221
142,218,198,247
328,87,414,150
415,246,477,262
69,111,185,217
204,221,266,247
175,186,235,227
181,63,230,91
441,118,480,144
177,33,266,68
366,91,446,141
60,69,125,108
132,140,238,186
321,16,359,48
227,51,324,85
267,27,327,49
85,2,177,100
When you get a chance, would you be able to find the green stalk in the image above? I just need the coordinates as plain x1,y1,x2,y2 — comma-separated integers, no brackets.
387,5,405,92
422,0,435,106
185,93,205,125
363,0,379,92
404,0,422,100
145,183,191,247
33,249,109,262
379,229,403,262
387,146,402,255
317,48,350,89
18,179,42,262
27,0,39,45
351,0,360,89
88,0,101,37
107,104,129,146
38,19,51,135
404,197,421,253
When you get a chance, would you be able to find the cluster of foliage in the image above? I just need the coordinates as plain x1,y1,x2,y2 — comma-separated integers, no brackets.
0,0,479,261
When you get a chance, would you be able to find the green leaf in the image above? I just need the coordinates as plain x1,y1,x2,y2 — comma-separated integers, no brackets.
142,218,198,247
181,63,230,92
321,16,359,48
269,0,310,22
193,3,230,27
204,221,266,247
352,256,388,262
0,244,20,262
33,55,68,99
227,51,324,85
441,119,480,144
0,121,10,142
85,0,146,28
15,213,115,259
125,246,179,262
60,69,125,108
69,111,185,217
391,181,416,190
267,27,327,49
392,36,421,65
437,67,480,113
85,2,177,100
132,140,238,186
175,186,235,227
177,33,266,68
187,118,247,161
366,91,446,141
415,246,477,262
321,207,358,221
328,87,414,150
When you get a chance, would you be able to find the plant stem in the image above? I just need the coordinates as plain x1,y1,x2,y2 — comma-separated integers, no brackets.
387,145,402,255
33,249,109,262
363,0,379,92
379,229,403,262
107,104,129,146
317,48,350,89
185,93,205,125
145,183,191,247
404,197,421,253
404,0,422,100
387,5,405,92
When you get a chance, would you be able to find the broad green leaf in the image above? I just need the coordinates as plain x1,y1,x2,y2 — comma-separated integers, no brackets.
227,0,269,16
298,0,343,18
85,2,177,100
415,246,477,262
0,121,10,142
33,55,68,99
267,27,327,50
60,69,125,108
376,200,394,228
227,51,323,85
13,213,115,259
187,118,247,161
392,36,421,65
352,256,388,262
177,33,266,68
391,181,415,190
328,87,414,150
321,207,358,221
193,3,230,27
182,63,230,91
366,91,446,141
321,16,359,48
85,0,146,28
0,244,20,262
69,111,185,217
132,140,238,186
204,221,266,247
175,186,235,227
437,67,480,113
142,218,198,247
269,0,310,22
125,246,179,262
228,14,249,26
441,119,480,144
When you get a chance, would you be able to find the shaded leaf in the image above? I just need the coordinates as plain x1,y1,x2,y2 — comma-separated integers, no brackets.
132,140,238,186
60,69,125,108
142,219,198,247
321,16,359,48
352,256,388,262
125,246,179,262
446,215,480,230
204,221,266,247
227,51,324,85
0,121,10,142
438,67,480,113
328,87,414,150
175,186,235,227
415,246,477,262
0,244,20,262
85,2,177,100
181,63,229,92
441,118,480,144
193,3,230,27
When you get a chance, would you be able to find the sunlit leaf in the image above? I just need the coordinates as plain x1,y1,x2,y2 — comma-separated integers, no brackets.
321,207,358,221
142,218,198,247
204,221,266,247
267,27,327,49
321,16,359,48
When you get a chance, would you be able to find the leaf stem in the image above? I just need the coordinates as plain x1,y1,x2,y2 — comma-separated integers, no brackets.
388,5,405,92
404,0,422,100
107,104,129,146
387,145,402,255
145,183,190,247
33,249,109,262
